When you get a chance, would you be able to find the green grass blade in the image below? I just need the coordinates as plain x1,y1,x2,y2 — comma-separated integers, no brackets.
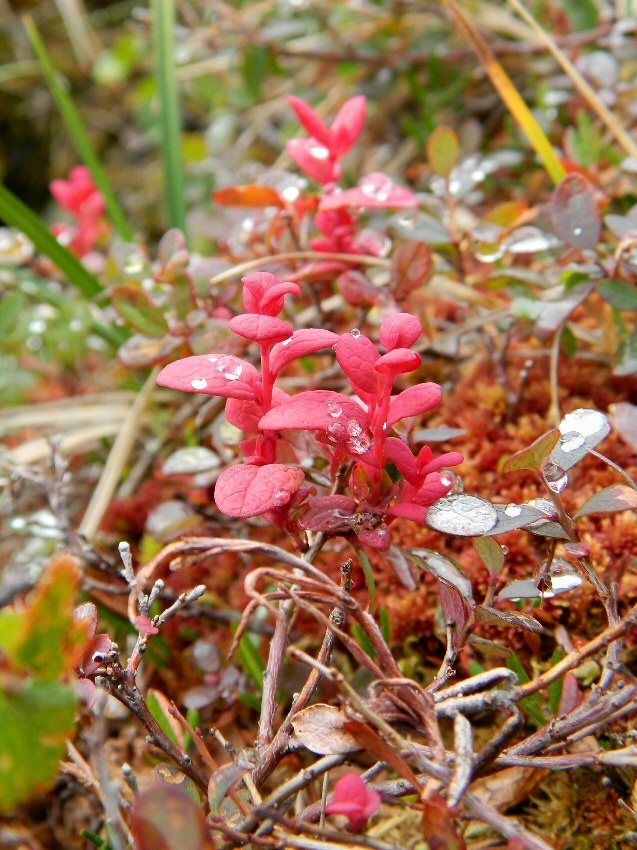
23,15,134,241
0,182,102,300
151,0,187,235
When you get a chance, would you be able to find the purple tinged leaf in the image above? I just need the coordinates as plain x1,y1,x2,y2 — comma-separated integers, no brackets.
438,579,469,636
389,241,433,300
387,382,443,427
157,354,259,400
300,495,357,532
407,549,474,600
474,605,544,633
503,429,560,473
551,174,601,250
214,464,305,518
382,544,417,590
574,484,637,519
484,503,549,535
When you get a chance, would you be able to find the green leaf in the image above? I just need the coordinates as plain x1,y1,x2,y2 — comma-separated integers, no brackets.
597,279,637,311
561,0,599,30
548,647,565,714
151,0,187,235
503,429,560,474
0,183,102,301
5,555,87,681
356,548,377,614
237,633,265,690
112,286,169,336
0,291,26,337
147,689,181,748
23,16,134,241
574,484,637,519
473,537,505,575
0,677,77,812
427,125,460,178
507,654,547,727
615,334,637,376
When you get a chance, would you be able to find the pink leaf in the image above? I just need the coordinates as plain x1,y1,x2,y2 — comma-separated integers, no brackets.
229,314,293,344
383,437,418,483
157,354,259,400
374,348,422,379
326,773,381,832
287,138,339,184
412,472,454,506
388,501,428,524
270,328,339,376
418,450,464,476
300,495,357,532
387,382,442,426
334,332,380,398
135,614,159,635
214,464,305,517
259,390,367,432
380,312,423,351
287,96,332,147
241,272,300,315
319,173,418,211
330,96,367,157
226,387,290,433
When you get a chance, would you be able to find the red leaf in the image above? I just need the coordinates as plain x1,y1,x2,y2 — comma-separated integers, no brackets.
387,501,427,523
387,382,442,426
338,270,380,307
438,579,469,636
421,795,466,850
287,138,339,184
325,772,381,832
300,495,357,532
380,312,423,351
270,328,339,376
259,390,367,433
229,314,293,344
157,354,259,400
214,464,305,517
383,437,418,483
241,272,300,316
330,96,367,157
213,184,284,208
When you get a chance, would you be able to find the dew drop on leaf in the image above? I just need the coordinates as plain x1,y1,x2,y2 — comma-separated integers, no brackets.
350,328,361,338
327,401,343,418
542,461,569,493
559,432,586,452
347,419,363,436
559,408,608,439
504,503,522,517
191,377,208,390
216,355,243,381
326,422,346,442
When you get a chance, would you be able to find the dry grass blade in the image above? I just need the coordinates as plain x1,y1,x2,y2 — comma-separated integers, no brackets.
506,0,637,161
444,0,567,185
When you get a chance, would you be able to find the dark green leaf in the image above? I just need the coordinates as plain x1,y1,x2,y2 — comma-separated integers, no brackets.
597,279,637,311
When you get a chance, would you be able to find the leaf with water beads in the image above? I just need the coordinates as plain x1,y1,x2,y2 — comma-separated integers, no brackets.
157,354,259,400
549,407,610,472
484,503,549,535
214,463,305,518
259,390,367,432
475,605,544,634
425,494,498,537
574,484,637,519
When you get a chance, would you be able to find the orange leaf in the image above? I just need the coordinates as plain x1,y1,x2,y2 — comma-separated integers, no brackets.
213,185,285,208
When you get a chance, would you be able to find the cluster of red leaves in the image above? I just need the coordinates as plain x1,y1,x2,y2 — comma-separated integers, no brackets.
50,166,108,257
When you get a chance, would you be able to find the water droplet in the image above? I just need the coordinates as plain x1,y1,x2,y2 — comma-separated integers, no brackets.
327,400,342,418
426,494,498,536
361,178,391,201
282,337,294,346
282,186,300,202
440,474,453,488
504,503,522,517
308,142,330,160
559,432,586,452
346,419,362,436
123,253,146,275
208,356,218,363
216,355,243,381
272,489,291,507
347,432,371,454
501,545,510,555
191,377,208,390
543,461,569,493
559,408,608,439
350,328,361,338
326,422,346,442
573,226,583,237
